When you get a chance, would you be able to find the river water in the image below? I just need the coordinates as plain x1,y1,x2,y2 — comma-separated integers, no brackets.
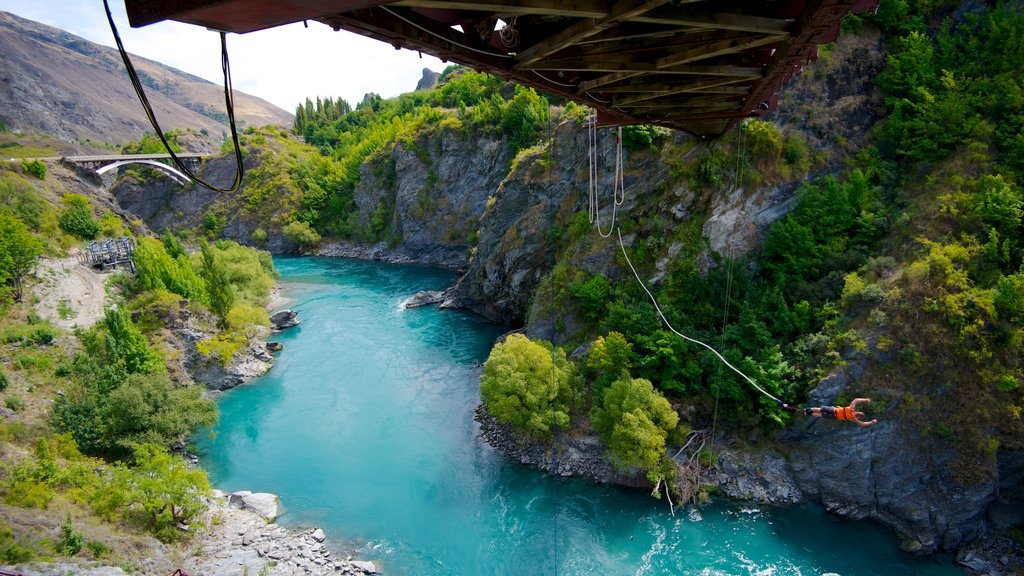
196,256,959,576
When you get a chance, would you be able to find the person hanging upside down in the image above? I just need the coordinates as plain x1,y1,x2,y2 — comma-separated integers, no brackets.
803,398,877,427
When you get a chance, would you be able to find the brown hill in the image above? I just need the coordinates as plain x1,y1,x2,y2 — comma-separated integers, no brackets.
0,10,292,145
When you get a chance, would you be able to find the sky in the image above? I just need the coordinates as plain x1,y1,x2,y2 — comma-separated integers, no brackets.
0,0,446,114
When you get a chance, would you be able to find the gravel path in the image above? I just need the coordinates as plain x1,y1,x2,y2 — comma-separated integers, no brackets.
33,255,109,329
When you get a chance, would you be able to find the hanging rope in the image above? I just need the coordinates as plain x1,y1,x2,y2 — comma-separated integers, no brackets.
616,227,795,410
710,247,734,451
103,0,244,193
587,113,625,238
546,98,559,574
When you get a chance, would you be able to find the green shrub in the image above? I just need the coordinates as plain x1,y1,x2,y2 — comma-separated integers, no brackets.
58,194,99,240
0,526,34,564
57,515,83,556
20,159,46,180
99,213,125,237
283,220,321,247
0,369,6,392
203,212,226,237
5,396,24,411
86,540,109,559
251,228,268,245
591,374,679,481
3,479,53,507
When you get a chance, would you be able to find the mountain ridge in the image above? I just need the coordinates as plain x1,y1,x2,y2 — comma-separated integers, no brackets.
0,10,292,145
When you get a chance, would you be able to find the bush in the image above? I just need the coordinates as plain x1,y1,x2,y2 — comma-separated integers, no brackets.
203,212,226,237
251,228,268,245
283,220,321,247
57,515,83,556
113,443,211,540
58,194,99,240
5,396,24,411
20,159,46,180
0,370,6,391
480,334,575,440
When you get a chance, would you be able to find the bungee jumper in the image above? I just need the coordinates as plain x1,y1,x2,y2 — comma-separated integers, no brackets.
802,398,877,427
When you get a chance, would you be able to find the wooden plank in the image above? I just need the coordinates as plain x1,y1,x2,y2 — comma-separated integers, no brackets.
512,0,672,68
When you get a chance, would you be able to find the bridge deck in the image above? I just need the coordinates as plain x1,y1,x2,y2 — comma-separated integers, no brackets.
122,0,877,135
64,153,207,162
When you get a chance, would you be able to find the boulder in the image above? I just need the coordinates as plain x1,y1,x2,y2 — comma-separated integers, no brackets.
229,491,279,521
351,560,378,574
266,341,283,352
270,309,300,330
405,290,444,308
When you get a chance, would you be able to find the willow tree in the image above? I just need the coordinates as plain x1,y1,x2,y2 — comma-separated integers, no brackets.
591,374,678,482
480,334,574,441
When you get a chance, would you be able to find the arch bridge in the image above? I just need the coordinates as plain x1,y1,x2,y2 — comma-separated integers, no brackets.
63,153,207,185
122,0,878,136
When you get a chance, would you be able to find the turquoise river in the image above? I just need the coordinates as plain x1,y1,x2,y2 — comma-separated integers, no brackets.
196,257,960,576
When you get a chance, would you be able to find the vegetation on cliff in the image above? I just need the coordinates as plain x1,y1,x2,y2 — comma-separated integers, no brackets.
0,158,281,568
466,0,1024,499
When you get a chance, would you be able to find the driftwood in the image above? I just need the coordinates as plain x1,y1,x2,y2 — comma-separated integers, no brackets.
666,429,714,513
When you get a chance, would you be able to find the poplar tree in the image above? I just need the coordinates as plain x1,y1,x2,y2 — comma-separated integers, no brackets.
199,241,234,327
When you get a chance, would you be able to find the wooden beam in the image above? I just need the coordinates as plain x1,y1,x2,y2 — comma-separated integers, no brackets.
613,78,750,105
587,75,751,93
655,33,787,68
621,93,740,108
513,0,672,68
633,8,792,35
393,0,609,18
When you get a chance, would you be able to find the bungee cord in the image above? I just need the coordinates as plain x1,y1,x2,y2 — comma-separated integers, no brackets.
615,227,790,408
103,0,244,193
587,114,625,238
585,116,797,411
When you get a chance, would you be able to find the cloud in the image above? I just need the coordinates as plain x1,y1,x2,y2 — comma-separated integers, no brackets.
0,0,444,112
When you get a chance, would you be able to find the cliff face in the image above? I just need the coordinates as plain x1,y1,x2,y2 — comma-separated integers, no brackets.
348,127,512,269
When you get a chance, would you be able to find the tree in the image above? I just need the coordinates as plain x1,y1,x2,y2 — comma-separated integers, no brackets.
99,307,161,375
0,208,43,301
590,374,678,481
99,372,217,453
133,237,206,301
199,241,234,327
585,331,633,392
480,334,575,441
112,443,211,539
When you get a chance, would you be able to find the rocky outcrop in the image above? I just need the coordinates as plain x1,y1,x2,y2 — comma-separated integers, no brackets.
271,309,301,331
415,68,440,91
476,405,623,483
155,302,273,391
185,490,380,576
711,445,803,505
404,290,444,308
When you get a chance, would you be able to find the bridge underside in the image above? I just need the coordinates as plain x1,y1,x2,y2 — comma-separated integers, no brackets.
124,0,877,136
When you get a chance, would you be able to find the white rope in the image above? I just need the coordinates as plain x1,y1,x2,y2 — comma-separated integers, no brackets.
616,227,786,406
588,114,625,238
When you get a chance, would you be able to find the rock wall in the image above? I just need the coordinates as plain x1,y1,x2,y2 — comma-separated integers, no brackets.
350,127,512,269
